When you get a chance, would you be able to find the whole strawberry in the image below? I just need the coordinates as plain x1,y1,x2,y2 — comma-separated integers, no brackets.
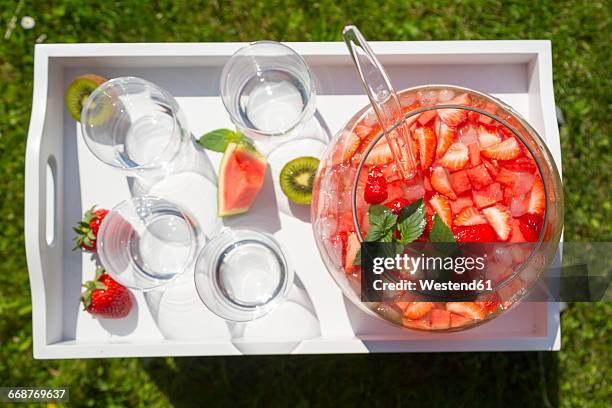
81,267,132,318
73,206,108,252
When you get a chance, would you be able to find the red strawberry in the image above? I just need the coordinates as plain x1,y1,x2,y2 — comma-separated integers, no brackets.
495,168,517,187
452,224,497,242
415,126,436,170
482,204,513,241
430,308,452,329
518,219,539,242
449,169,471,195
519,213,544,234
477,125,502,148
365,142,393,166
449,195,474,214
430,194,453,227
397,301,434,319
435,119,455,158
468,143,481,166
503,157,537,173
454,207,487,226
339,132,361,163
354,124,373,139
331,231,349,260
482,158,500,176
439,142,469,171
527,177,545,215
417,109,438,125
466,164,493,190
472,182,503,209
385,198,412,215
481,138,521,161
430,166,457,199
73,206,109,252
438,108,467,127
446,302,485,320
364,169,388,204
81,267,132,318
344,232,361,274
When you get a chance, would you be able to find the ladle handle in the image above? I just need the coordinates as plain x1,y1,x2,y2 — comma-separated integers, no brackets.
342,25,418,179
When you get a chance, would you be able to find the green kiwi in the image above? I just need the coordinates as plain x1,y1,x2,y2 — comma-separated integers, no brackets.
279,156,320,205
65,74,110,124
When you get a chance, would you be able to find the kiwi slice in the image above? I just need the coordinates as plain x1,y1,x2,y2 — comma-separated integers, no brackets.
279,156,320,205
65,74,110,123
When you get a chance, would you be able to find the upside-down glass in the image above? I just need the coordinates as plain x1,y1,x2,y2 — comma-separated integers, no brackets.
220,41,317,140
80,76,192,179
311,85,564,331
194,228,293,321
97,196,200,291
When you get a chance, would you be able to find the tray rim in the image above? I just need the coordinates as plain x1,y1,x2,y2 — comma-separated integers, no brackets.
25,40,562,359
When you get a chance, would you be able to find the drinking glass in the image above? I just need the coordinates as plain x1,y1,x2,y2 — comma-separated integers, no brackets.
220,41,316,140
80,77,191,177
194,228,293,321
97,196,200,291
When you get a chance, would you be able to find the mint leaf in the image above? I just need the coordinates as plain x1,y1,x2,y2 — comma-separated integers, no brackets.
367,205,397,234
429,214,456,243
396,198,426,243
197,128,251,152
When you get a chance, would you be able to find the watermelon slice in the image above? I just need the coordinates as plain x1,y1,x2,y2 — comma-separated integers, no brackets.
218,143,267,216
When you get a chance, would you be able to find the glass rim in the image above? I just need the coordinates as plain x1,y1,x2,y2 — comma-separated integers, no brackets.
80,76,183,170
97,195,198,291
350,89,555,295
219,40,317,137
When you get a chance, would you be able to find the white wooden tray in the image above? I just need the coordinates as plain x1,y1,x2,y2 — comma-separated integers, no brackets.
25,41,562,359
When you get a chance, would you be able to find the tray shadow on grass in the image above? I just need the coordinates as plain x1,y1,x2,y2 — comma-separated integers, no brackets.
140,348,559,407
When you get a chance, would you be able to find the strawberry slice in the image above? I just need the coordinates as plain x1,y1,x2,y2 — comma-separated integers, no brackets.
454,207,487,226
477,125,502,148
354,123,373,140
430,194,453,227
482,204,513,240
450,313,470,328
430,167,457,199
344,232,361,273
417,109,438,125
435,119,455,158
502,156,537,173
449,169,471,194
468,143,481,166
446,302,485,320
466,163,493,190
472,182,503,209
482,158,500,176
338,131,361,164
398,301,434,320
439,142,469,171
452,224,497,242
527,177,545,215
481,137,521,161
430,308,451,329
415,126,436,170
365,142,393,165
495,168,517,187
438,108,467,127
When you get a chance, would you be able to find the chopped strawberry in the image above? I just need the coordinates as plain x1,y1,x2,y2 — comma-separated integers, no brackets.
344,232,361,273
466,164,493,190
438,108,467,127
354,123,373,140
402,317,432,330
479,102,498,125
518,218,539,242
340,132,361,163
331,231,349,260
365,142,393,166
472,182,503,209
435,119,455,158
385,197,411,215
527,177,545,215
503,186,514,206
398,301,434,319
467,143,481,166
430,308,451,329
439,142,469,171
430,166,457,199
381,162,401,183
482,204,513,241
429,194,453,227
450,313,470,328
446,93,471,106
386,181,405,202
519,213,544,234
417,109,437,125
415,126,436,170
449,169,471,194
453,224,497,242
449,195,474,214
477,125,502,148
454,207,487,226
481,137,521,161
495,168,517,187
502,157,537,173
446,302,485,320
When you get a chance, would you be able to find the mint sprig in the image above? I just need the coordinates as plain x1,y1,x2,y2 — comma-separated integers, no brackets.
197,128,253,152
429,214,456,243
396,199,427,244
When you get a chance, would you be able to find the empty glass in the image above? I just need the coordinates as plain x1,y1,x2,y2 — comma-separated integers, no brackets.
194,228,293,321
97,196,200,291
80,76,192,177
220,41,316,139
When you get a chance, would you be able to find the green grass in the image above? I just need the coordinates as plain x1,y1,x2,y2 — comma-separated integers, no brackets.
0,0,610,406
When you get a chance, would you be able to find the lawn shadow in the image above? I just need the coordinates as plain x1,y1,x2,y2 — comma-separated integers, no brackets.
141,350,558,407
